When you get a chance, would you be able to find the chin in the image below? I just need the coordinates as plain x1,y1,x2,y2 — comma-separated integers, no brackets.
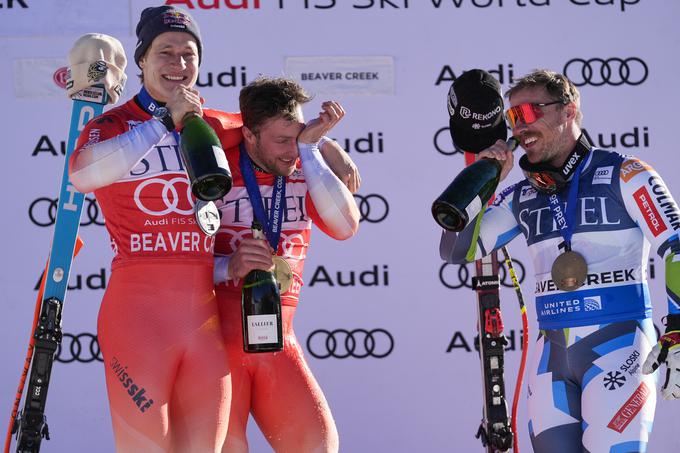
280,166,296,177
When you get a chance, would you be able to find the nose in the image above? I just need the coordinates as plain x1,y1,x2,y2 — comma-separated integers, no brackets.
512,120,528,135
170,54,187,69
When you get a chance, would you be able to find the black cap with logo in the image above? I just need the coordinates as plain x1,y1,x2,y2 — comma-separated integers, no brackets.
134,6,203,67
447,69,507,154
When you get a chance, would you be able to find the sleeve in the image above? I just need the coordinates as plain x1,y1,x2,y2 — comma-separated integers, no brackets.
69,114,169,193
619,157,680,315
439,184,523,264
299,142,359,240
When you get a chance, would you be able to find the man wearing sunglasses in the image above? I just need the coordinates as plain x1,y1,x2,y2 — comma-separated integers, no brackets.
440,69,680,452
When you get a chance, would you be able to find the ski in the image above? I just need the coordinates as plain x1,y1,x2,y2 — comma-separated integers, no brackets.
472,251,513,452
11,86,109,453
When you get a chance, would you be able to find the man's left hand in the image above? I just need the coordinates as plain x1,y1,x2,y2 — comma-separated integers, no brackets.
643,329,680,400
298,101,345,144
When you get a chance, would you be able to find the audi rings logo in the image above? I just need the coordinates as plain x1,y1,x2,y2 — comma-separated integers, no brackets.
433,126,464,156
29,196,104,227
563,57,648,87
56,333,103,363
134,177,194,216
353,194,389,223
439,259,526,289
306,328,394,359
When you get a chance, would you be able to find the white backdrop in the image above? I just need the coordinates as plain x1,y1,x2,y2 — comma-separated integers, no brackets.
1,0,679,452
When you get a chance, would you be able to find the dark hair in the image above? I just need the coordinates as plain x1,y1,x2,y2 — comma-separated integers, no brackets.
239,76,312,133
506,69,582,125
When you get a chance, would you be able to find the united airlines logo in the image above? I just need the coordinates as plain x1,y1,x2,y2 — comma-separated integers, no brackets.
583,295,603,311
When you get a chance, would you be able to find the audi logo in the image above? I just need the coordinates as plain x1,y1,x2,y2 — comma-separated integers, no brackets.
56,333,102,363
439,259,526,290
306,328,394,359
433,126,464,156
563,57,648,87
353,194,389,223
134,177,194,216
29,196,104,227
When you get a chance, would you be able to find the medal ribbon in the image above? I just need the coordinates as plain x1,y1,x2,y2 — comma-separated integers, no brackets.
239,143,286,251
137,86,181,143
546,159,585,250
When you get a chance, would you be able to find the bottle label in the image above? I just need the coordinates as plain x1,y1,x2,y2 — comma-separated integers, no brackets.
464,196,483,225
246,314,279,344
212,145,229,170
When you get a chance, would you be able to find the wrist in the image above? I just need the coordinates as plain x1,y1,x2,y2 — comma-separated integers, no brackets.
153,106,175,132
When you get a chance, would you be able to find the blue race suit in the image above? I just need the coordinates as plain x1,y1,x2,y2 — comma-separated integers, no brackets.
440,135,680,453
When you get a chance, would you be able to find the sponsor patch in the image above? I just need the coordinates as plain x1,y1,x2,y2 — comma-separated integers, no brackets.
620,159,652,183
634,186,667,236
583,295,602,311
607,382,651,433
593,166,613,185
518,185,537,203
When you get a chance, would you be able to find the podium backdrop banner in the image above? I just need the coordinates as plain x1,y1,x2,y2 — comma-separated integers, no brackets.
1,1,678,452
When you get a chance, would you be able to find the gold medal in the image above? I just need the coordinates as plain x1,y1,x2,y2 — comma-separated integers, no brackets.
272,256,293,294
551,250,588,292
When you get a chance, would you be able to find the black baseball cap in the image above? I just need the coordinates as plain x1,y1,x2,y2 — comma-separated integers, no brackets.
134,6,202,67
447,69,507,154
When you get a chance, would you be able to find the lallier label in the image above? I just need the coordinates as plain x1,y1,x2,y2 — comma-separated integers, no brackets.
247,314,278,344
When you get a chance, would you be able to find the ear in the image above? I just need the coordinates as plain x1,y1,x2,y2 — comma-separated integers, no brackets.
564,101,577,122
242,126,257,145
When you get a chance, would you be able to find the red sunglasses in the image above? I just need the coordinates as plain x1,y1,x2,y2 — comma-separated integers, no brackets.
505,101,565,128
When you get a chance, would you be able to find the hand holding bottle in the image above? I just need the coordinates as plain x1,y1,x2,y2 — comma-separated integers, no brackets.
228,237,274,280
166,84,202,129
432,137,519,232
476,138,516,183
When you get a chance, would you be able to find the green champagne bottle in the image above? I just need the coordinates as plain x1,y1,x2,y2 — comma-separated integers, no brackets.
241,221,284,353
179,113,232,201
431,137,518,232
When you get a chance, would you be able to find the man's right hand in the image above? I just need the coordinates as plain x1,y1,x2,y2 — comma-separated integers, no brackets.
166,85,203,129
476,139,515,182
228,237,275,280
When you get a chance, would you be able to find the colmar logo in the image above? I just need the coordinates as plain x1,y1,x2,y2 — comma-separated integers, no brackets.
633,186,667,236
607,382,651,433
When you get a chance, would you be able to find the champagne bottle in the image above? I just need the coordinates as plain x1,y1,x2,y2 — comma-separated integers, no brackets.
431,137,518,232
179,113,233,201
241,221,283,353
